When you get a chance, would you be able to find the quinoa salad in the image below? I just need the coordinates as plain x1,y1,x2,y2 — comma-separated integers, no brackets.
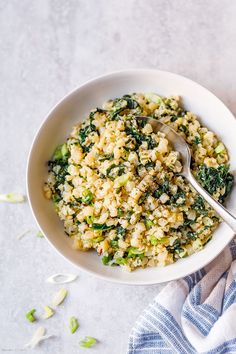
44,93,234,271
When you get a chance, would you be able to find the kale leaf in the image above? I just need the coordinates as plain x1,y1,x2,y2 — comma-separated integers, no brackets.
78,123,97,152
153,180,170,199
197,164,234,203
125,126,157,149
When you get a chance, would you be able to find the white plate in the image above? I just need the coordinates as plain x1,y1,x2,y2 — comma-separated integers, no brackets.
27,69,236,285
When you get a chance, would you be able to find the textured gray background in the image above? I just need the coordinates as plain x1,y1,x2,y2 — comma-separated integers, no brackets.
1,1,236,353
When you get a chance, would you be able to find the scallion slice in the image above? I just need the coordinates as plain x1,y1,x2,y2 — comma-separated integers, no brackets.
26,309,36,322
79,336,97,348
0,193,25,203
52,288,68,306
46,274,77,284
69,316,79,334
42,306,54,319
24,327,54,349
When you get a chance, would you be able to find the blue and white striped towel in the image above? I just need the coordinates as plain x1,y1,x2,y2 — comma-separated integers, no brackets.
128,238,236,354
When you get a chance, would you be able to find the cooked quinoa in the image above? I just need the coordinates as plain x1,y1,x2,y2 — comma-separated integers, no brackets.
44,93,234,271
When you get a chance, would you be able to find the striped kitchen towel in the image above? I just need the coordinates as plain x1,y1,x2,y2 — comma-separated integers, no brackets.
128,238,236,354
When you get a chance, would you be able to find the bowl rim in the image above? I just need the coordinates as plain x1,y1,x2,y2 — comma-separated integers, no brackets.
26,68,236,285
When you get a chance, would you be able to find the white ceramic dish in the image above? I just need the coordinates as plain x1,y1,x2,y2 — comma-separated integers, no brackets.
27,69,236,285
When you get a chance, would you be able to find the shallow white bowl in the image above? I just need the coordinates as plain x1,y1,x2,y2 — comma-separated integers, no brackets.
27,69,236,285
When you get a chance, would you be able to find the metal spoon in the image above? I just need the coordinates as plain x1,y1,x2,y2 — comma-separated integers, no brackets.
136,116,236,232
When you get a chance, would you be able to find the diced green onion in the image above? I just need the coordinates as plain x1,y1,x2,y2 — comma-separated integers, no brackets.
53,145,63,160
150,236,169,245
110,239,119,248
215,142,225,154
115,257,126,265
127,247,144,258
53,143,69,161
159,237,169,244
150,236,158,245
61,143,69,158
52,288,68,307
26,309,36,322
0,193,25,203
86,215,94,225
24,326,50,349
113,173,130,188
37,231,44,238
145,93,162,104
117,208,124,217
42,306,54,319
82,189,94,205
102,254,113,265
69,316,79,334
145,219,154,229
79,336,97,348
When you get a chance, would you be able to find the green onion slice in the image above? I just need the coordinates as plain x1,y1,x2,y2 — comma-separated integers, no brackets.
52,288,68,306
79,336,97,348
70,316,79,334
26,309,36,322
42,306,54,319
0,193,25,203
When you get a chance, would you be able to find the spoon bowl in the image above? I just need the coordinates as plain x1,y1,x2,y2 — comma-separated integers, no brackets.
137,116,236,233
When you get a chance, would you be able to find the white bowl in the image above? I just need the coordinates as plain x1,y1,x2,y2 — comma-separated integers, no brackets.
27,69,236,285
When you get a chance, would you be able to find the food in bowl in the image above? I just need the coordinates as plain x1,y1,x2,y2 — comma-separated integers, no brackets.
44,93,233,271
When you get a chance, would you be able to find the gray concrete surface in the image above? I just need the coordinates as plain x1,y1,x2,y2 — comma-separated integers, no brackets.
0,1,236,353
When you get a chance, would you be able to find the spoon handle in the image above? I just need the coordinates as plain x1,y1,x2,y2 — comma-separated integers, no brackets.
187,172,236,233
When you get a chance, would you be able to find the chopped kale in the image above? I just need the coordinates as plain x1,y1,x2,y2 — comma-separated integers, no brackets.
126,211,134,221
106,164,125,180
78,123,97,152
193,136,201,145
125,126,157,149
52,193,61,203
167,239,184,255
197,164,234,203
138,191,150,205
117,225,126,237
179,124,188,133
81,189,94,205
122,95,139,109
186,231,197,240
48,159,69,188
183,217,195,226
153,180,170,199
91,223,114,231
109,96,139,120
48,143,70,189
145,161,155,169
137,118,147,128
192,195,207,215
89,108,107,120
170,187,186,205
98,153,114,162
